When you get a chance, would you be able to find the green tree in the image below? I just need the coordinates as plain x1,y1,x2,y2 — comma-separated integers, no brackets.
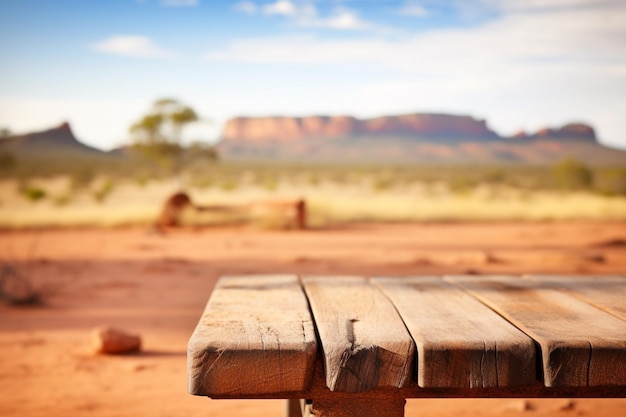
129,98,216,177
552,158,593,191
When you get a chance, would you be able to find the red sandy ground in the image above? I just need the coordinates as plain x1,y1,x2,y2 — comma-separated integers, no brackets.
1,222,626,417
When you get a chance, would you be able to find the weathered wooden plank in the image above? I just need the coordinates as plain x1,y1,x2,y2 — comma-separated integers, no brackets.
187,275,318,396
525,275,626,321
373,277,536,388
301,276,414,393
446,275,626,387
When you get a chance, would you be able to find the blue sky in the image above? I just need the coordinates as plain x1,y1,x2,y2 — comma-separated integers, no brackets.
0,0,625,150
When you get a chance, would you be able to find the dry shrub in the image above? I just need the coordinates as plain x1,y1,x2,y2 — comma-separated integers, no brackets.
0,238,84,306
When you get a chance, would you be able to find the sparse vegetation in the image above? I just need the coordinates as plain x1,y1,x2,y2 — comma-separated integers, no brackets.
552,158,593,190
134,172,152,187
191,176,215,189
54,193,72,206
21,185,47,202
70,166,96,190
372,174,394,192
0,238,84,306
1,161,626,228
594,168,626,196
220,178,238,192
263,176,278,192
92,179,115,203
308,173,320,187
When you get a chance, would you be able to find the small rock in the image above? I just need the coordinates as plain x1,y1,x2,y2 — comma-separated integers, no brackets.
501,400,535,412
91,326,141,354
126,362,147,372
583,253,605,263
411,257,432,266
559,400,576,411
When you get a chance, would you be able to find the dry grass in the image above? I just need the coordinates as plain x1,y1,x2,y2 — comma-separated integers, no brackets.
1,176,626,229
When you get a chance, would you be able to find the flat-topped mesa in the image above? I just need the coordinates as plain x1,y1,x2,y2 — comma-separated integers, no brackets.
362,114,498,139
222,115,360,143
511,123,597,142
222,113,500,143
216,115,619,164
532,123,597,141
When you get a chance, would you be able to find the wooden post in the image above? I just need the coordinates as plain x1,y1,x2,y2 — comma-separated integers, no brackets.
285,399,303,417
310,396,405,417
295,199,306,230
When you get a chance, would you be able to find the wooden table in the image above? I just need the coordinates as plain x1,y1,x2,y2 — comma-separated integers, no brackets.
187,275,626,417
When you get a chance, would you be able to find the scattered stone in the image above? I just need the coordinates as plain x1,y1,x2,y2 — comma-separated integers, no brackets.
583,253,605,263
501,400,535,412
591,238,626,248
126,362,147,372
559,400,576,411
410,257,431,266
91,326,141,355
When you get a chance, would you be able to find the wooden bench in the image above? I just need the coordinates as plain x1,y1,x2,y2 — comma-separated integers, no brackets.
187,275,626,417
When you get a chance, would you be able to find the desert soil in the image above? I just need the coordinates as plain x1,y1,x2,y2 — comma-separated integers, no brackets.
1,222,626,417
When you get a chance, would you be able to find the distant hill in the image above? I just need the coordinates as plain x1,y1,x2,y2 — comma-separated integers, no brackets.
0,122,111,159
217,113,626,165
3,117,625,166
223,113,501,142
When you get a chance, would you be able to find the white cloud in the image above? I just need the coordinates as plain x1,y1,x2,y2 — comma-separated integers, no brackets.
92,35,175,58
161,0,198,6
233,1,379,31
234,1,257,14
397,1,429,17
298,7,377,30
259,0,316,18
6,1,626,150
234,0,304,16
263,0,299,16
205,35,382,64
206,2,626,147
485,0,623,13
210,4,626,73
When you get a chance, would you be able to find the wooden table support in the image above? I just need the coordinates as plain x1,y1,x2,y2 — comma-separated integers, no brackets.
188,275,626,417
286,397,405,417
309,396,406,417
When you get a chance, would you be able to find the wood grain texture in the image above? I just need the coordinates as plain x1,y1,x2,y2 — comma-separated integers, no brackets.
373,277,536,388
187,275,317,396
302,276,414,393
446,275,626,387
525,275,626,321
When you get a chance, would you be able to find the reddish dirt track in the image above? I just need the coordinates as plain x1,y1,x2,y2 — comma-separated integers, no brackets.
1,222,626,417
